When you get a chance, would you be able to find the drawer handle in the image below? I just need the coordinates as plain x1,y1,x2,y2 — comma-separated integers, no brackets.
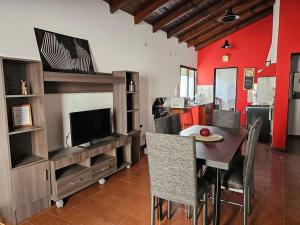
100,166,111,172
71,178,83,185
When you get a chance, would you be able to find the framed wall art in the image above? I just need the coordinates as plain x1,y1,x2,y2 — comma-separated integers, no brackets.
243,68,255,90
34,28,95,74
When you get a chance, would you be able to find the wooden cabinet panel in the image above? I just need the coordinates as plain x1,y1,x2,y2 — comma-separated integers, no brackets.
12,161,50,210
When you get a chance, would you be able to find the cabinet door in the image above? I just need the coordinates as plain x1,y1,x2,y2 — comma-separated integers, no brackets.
12,161,50,210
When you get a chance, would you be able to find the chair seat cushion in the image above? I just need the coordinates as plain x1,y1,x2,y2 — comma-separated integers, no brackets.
221,161,243,190
197,177,209,200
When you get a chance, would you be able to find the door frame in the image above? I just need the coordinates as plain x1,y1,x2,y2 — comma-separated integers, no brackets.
286,53,300,141
213,67,238,110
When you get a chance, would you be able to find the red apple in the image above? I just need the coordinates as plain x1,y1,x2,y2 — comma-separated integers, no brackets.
200,128,211,137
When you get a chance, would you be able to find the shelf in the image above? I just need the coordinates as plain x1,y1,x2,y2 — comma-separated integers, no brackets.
6,94,42,98
56,164,88,181
44,71,125,84
12,155,46,170
127,109,139,112
91,154,115,166
9,126,44,135
126,91,138,94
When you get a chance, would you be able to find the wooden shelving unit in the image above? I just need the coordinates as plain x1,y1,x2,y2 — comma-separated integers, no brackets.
0,57,50,225
8,126,44,135
44,71,125,94
49,135,132,203
6,94,43,98
113,71,141,163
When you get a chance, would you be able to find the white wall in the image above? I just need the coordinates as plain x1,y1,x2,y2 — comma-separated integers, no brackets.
0,0,196,147
45,93,113,151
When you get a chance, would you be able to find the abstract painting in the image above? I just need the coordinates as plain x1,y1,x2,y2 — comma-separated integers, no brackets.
34,28,94,74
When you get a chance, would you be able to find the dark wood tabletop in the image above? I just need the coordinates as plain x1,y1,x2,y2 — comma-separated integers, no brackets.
180,125,248,170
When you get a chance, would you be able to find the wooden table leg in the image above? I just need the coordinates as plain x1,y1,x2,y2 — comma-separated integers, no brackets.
214,169,221,225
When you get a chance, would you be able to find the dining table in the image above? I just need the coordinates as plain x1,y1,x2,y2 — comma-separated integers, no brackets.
180,125,248,225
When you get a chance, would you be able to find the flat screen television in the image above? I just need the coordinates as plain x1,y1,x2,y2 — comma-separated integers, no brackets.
70,108,112,146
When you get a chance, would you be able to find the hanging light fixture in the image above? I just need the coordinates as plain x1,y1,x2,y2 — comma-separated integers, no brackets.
219,7,240,23
221,40,232,49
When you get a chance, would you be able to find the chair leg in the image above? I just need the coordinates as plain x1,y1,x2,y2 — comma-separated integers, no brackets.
187,206,192,218
211,185,215,204
203,193,208,225
193,205,198,225
150,195,155,225
247,187,252,215
167,201,171,219
251,171,255,197
157,198,163,220
243,189,248,225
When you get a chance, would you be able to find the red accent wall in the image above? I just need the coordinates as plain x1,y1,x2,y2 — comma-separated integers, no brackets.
272,0,300,148
197,15,273,126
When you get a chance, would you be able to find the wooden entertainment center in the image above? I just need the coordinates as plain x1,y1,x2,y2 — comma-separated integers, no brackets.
0,57,141,225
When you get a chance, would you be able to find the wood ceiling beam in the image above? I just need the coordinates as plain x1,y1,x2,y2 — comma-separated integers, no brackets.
178,0,274,43
152,0,202,32
109,0,127,14
189,1,274,48
134,0,171,24
194,7,273,50
167,0,241,39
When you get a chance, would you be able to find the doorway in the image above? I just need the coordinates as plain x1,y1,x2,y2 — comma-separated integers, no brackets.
288,54,300,137
213,68,238,110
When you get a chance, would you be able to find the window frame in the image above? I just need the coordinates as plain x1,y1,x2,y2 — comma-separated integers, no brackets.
179,65,197,100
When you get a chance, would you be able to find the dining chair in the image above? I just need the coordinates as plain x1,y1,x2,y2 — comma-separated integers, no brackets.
153,113,181,134
153,113,204,219
146,132,209,225
212,110,241,128
220,117,262,225
203,110,241,198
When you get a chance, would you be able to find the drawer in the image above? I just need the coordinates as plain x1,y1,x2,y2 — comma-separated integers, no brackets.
56,166,91,196
92,156,117,177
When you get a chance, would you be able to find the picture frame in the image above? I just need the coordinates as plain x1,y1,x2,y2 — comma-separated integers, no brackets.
34,28,95,74
292,72,300,99
12,104,33,128
243,68,255,90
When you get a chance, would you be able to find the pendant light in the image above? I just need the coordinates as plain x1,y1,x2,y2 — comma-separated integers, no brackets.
221,40,232,49
219,7,240,23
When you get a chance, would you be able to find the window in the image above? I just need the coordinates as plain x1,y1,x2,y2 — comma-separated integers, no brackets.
179,66,197,100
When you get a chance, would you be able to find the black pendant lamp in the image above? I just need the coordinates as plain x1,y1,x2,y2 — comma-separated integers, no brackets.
219,7,240,23
221,40,232,49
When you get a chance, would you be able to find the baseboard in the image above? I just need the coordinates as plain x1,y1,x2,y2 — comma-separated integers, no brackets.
271,147,286,151
287,134,300,139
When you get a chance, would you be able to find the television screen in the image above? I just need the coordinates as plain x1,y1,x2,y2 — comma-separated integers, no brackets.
70,108,112,146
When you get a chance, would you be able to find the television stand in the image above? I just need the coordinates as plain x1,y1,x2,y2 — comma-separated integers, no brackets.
49,134,132,208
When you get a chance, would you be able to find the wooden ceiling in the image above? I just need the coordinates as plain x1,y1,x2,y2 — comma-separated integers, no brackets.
104,0,274,50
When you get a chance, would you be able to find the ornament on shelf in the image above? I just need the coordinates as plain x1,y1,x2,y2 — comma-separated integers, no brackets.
21,80,28,95
129,80,135,92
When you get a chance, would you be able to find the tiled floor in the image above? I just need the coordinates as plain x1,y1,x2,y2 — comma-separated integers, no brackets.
18,138,300,225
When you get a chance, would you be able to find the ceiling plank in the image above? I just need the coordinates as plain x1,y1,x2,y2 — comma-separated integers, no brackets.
152,0,202,32
194,8,273,50
167,0,241,39
178,0,273,43
134,0,171,24
109,0,127,14
189,0,274,47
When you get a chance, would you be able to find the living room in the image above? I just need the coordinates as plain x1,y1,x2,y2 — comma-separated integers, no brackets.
0,0,299,225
